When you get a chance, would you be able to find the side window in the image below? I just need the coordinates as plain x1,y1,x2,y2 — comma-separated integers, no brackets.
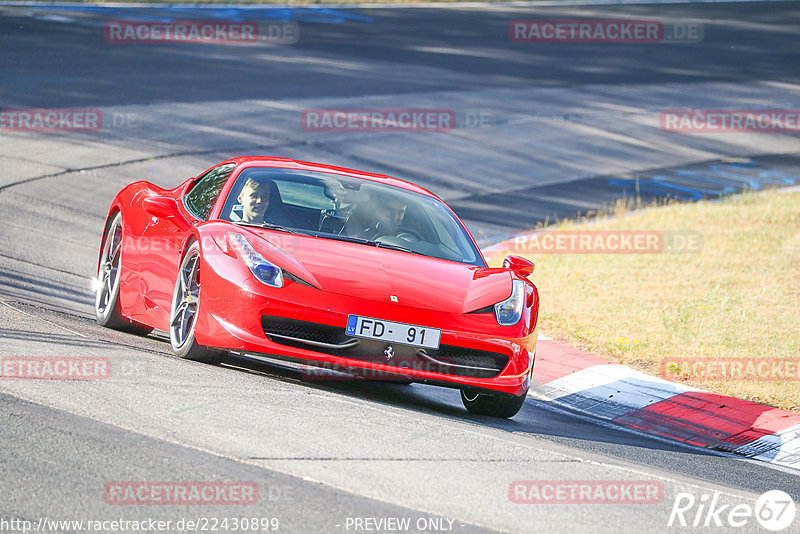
184,164,235,220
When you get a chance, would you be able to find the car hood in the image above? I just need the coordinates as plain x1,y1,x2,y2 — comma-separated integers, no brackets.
256,231,512,314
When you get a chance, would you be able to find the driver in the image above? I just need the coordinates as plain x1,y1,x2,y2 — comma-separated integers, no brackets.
373,198,407,237
387,200,407,226
238,178,271,223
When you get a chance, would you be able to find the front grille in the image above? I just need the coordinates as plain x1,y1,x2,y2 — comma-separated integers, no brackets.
261,316,509,378
262,317,344,345
432,346,508,373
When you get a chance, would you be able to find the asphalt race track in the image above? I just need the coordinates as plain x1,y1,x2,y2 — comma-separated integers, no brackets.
1,2,800,533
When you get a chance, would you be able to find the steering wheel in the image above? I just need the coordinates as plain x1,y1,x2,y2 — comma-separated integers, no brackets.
395,227,424,243
371,220,424,243
397,227,425,243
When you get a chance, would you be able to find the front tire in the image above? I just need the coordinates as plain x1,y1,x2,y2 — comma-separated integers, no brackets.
461,388,527,418
169,241,225,364
95,213,152,335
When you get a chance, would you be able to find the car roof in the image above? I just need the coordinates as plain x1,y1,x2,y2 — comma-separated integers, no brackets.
220,156,439,199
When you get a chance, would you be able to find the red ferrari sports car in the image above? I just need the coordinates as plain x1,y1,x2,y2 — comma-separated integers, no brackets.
95,156,539,417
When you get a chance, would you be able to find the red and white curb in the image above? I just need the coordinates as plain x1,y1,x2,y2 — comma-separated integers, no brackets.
532,334,800,470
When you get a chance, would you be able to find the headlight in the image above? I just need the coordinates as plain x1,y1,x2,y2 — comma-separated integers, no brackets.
495,279,525,326
227,232,284,288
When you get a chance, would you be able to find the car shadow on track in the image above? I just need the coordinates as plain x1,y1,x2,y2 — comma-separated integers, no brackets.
219,352,800,497
222,350,713,454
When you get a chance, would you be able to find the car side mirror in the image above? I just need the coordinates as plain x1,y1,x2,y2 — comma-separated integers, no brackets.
143,196,192,231
503,255,535,277
143,196,181,220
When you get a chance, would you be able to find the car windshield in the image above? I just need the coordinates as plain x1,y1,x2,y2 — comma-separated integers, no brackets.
219,168,484,266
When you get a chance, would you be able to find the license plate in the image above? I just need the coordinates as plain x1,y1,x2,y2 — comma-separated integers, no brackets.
346,315,441,349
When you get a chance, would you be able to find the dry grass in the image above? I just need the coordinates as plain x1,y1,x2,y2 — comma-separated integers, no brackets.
486,188,800,411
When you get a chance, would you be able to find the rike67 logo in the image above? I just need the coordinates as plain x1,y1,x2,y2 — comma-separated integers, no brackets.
668,490,796,531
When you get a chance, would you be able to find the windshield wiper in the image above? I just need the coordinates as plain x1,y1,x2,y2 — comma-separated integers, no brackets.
308,233,426,257
233,221,305,235
319,234,373,245
369,241,427,256
260,222,302,234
